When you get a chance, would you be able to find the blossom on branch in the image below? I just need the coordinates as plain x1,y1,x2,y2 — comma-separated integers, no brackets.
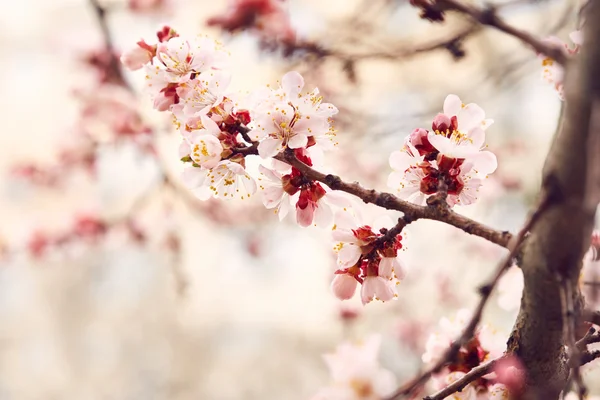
388,95,497,207
331,211,407,305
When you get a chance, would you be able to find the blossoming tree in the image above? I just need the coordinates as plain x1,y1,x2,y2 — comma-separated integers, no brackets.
6,0,600,399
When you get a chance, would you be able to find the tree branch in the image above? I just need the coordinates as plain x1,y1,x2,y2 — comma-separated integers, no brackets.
505,2,600,397
385,193,549,399
423,357,503,400
434,0,568,64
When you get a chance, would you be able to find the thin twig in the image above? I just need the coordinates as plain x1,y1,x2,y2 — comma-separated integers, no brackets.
576,327,600,351
580,350,600,366
435,0,568,64
423,357,503,400
89,0,132,89
384,192,551,399
583,308,600,326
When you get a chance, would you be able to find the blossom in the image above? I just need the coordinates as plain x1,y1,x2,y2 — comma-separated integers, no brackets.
540,31,583,100
312,335,396,400
172,69,231,119
387,143,428,205
331,211,407,305
155,36,228,84
249,71,338,157
182,160,256,200
387,95,497,207
331,273,358,301
257,163,294,221
120,42,154,71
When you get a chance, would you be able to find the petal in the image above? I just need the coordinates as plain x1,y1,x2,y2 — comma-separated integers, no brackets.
287,134,308,149
296,204,314,227
262,187,284,208
471,151,498,175
258,137,283,158
281,71,304,99
314,202,333,227
277,194,291,221
379,257,394,279
258,164,282,183
200,114,221,134
389,150,415,172
443,94,462,117
458,103,485,131
338,244,361,267
331,274,357,300
181,167,208,188
467,127,485,149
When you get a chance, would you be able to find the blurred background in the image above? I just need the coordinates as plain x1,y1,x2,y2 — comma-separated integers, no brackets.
0,0,595,399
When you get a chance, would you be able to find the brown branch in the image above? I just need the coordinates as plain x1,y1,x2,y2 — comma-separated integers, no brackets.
89,0,131,88
262,150,512,248
580,350,600,366
576,327,600,351
423,357,503,400
434,0,568,64
505,2,600,397
385,193,550,399
583,309,600,326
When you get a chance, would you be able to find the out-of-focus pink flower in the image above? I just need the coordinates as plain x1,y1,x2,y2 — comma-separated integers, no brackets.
331,273,358,301
540,31,583,100
128,0,166,12
120,42,154,71
207,0,296,44
312,335,396,400
492,356,525,396
28,232,50,259
74,215,107,240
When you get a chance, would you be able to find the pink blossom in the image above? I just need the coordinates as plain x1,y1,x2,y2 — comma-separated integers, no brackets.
313,335,397,400
182,160,257,200
249,71,338,157
331,273,358,301
361,276,396,305
207,0,296,44
120,43,153,71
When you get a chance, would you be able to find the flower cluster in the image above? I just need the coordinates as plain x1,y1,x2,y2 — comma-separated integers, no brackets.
122,28,503,307
387,95,497,207
311,335,396,400
330,211,407,305
540,31,583,100
121,27,344,226
423,310,508,399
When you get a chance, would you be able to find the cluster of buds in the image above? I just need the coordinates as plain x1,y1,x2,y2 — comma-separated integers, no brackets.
388,94,497,207
540,31,583,99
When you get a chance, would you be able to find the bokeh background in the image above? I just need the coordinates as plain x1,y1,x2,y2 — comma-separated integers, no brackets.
0,0,595,399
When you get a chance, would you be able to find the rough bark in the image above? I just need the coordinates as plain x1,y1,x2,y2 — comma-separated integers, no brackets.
506,3,600,398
